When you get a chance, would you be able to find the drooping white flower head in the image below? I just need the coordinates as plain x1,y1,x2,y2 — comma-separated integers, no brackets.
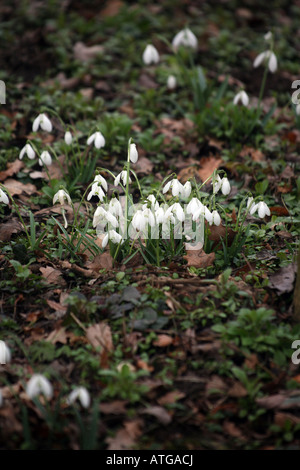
53,189,72,206
182,181,192,198
114,170,132,187
253,50,277,73
193,204,213,224
142,44,160,65
26,374,53,400
221,177,231,196
102,229,123,248
170,202,185,222
142,207,156,227
212,174,223,194
264,31,273,42
87,182,105,202
167,75,177,90
247,196,255,210
187,197,203,215
0,340,11,364
142,194,159,211
172,28,198,50
32,113,52,133
163,178,184,197
210,210,221,226
19,143,35,160
39,150,52,167
108,197,123,218
87,131,105,149
233,90,249,107
93,206,118,228
155,205,165,224
162,206,176,225
0,188,9,205
67,386,90,408
129,143,138,163
296,104,300,116
250,200,270,218
64,131,73,145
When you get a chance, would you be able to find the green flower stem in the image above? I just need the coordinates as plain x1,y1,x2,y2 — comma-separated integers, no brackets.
124,138,132,240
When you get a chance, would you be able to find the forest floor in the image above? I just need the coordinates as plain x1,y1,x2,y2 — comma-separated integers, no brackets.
0,0,299,450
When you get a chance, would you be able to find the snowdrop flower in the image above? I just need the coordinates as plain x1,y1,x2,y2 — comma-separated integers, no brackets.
87,182,105,202
129,143,138,163
221,177,231,196
170,202,185,222
19,143,35,160
233,90,249,106
182,181,192,198
87,131,105,149
67,386,90,408
155,205,165,224
94,174,108,192
253,50,277,73
296,104,300,116
93,206,118,228
0,340,11,364
142,195,159,211
142,44,160,65
0,188,9,205
132,210,146,231
247,197,255,210
187,197,203,215
162,206,176,225
142,207,156,227
53,189,72,206
250,201,270,218
167,75,177,90
264,31,273,42
32,113,52,133
114,170,132,187
172,28,198,50
102,229,123,248
39,150,52,166
212,174,223,194
193,204,213,224
26,374,53,400
163,178,184,197
210,210,221,226
108,197,123,218
64,131,73,145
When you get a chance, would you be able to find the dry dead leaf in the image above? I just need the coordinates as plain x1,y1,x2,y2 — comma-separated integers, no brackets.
198,155,223,182
86,322,113,352
274,412,300,427
134,156,154,175
0,218,23,241
101,0,123,17
4,179,37,196
183,249,215,268
228,381,248,398
141,406,172,425
205,375,227,395
0,160,24,181
152,334,173,347
106,419,143,450
40,266,65,285
99,401,127,415
157,390,185,406
46,299,67,316
45,326,69,344
256,394,286,409
87,252,113,273
268,264,297,295
223,420,246,440
240,146,265,162
73,42,104,62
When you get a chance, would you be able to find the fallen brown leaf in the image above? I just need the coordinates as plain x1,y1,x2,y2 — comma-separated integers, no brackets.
152,334,173,347
4,179,37,196
40,266,65,285
274,411,300,427
223,420,246,440
87,252,113,272
183,249,215,268
45,326,69,344
0,218,23,241
240,146,265,162
268,264,297,295
105,419,143,450
0,160,24,181
99,401,127,415
134,156,154,175
141,406,172,425
206,375,228,395
198,155,223,182
157,390,185,406
73,42,104,62
86,322,114,352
